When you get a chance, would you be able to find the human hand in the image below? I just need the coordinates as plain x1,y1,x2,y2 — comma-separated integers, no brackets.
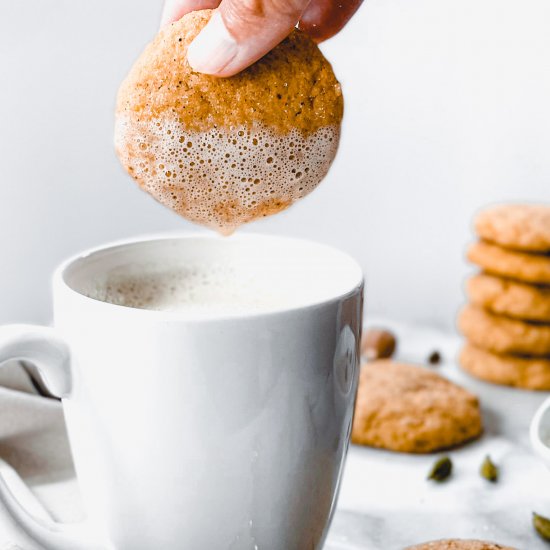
161,0,363,77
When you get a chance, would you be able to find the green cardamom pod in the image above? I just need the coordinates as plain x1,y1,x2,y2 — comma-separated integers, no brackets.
480,455,498,482
533,512,550,541
427,456,452,482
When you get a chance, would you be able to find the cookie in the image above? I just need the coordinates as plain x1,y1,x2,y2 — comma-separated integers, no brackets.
459,343,550,390
467,273,550,322
467,241,550,285
458,305,550,356
405,539,516,550
351,360,482,453
475,203,550,252
115,10,343,234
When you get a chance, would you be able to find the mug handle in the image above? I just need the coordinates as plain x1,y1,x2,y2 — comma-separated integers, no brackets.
0,325,109,550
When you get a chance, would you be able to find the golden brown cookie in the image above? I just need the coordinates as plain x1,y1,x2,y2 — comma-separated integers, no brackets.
475,203,550,252
405,539,516,550
351,360,482,453
115,10,343,234
458,305,550,356
459,343,550,390
467,241,550,285
467,273,550,322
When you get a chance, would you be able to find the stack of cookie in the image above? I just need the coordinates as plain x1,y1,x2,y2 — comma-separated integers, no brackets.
458,204,550,390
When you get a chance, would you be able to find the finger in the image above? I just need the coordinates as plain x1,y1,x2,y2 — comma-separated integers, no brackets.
298,0,363,42
161,0,221,27
187,0,311,77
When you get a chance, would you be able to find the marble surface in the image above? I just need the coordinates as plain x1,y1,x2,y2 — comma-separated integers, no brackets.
327,321,550,549
2,320,550,549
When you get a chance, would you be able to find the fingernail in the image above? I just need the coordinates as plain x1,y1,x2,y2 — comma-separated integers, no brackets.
187,11,238,75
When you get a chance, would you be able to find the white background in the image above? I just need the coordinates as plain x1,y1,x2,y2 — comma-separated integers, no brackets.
0,0,549,328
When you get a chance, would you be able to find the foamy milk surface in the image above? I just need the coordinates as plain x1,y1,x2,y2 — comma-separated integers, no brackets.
84,262,292,316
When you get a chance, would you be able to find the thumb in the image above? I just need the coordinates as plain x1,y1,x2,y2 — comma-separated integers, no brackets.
187,0,310,77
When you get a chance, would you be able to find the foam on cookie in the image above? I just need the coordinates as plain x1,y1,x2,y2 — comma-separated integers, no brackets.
115,10,343,234
115,120,338,233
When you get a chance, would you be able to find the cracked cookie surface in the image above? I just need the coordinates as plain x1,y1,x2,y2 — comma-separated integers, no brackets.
351,360,482,453
467,241,550,285
467,273,550,322
475,204,550,252
460,343,550,390
458,304,550,356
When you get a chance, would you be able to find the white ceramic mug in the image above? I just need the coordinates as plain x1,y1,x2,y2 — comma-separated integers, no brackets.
530,397,550,468
0,233,363,550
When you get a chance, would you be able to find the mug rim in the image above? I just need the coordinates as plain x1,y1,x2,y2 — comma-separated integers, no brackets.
53,232,364,323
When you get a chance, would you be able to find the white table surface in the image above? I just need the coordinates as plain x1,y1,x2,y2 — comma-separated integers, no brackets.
328,321,550,549
2,320,550,549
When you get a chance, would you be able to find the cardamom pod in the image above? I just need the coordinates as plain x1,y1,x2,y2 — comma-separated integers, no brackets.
533,512,550,541
427,456,452,482
480,455,498,482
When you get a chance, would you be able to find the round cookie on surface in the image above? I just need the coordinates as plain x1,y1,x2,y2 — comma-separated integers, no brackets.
467,273,550,322
467,241,550,285
458,304,550,356
474,203,550,252
405,539,516,550
351,360,482,453
115,10,343,234
459,343,550,390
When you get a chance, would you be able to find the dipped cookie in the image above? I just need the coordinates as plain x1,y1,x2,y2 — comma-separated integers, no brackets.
115,10,343,234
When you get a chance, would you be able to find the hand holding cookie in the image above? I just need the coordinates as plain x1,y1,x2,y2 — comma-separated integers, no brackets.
115,10,344,233
161,0,363,76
